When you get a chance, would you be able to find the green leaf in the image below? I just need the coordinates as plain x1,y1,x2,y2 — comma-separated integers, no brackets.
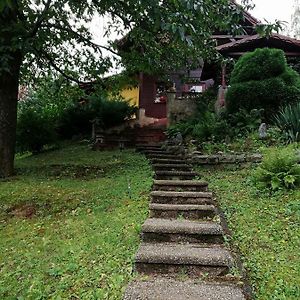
271,177,281,190
284,175,296,187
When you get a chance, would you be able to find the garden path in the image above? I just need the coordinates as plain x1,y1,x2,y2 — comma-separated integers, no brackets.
124,145,248,300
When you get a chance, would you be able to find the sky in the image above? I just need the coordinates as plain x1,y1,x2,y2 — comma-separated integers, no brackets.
240,0,294,31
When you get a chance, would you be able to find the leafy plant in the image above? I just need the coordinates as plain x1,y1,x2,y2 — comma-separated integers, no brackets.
253,147,300,191
225,109,264,136
274,102,300,143
167,111,231,143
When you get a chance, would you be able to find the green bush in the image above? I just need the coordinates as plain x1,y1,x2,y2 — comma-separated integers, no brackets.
253,147,300,191
275,102,300,143
17,76,137,151
17,99,58,153
58,93,137,138
168,111,231,142
17,77,84,152
226,48,300,117
225,109,263,135
230,48,286,84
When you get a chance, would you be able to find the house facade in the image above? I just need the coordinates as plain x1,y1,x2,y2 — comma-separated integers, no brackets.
124,11,300,121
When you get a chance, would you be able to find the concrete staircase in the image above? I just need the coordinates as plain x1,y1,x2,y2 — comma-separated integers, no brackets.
124,145,247,300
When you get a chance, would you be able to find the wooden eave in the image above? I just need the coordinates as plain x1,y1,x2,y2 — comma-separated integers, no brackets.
216,33,300,57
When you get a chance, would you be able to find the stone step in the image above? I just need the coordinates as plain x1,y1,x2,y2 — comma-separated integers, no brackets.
144,150,172,155
153,180,208,192
141,218,223,244
151,158,187,164
155,170,198,180
124,278,246,300
135,243,233,277
153,163,192,171
150,191,213,205
136,143,162,148
149,203,216,220
147,154,183,160
136,146,163,152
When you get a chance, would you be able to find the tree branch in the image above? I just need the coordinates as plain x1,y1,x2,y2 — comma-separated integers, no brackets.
43,23,121,57
29,0,52,38
34,48,89,84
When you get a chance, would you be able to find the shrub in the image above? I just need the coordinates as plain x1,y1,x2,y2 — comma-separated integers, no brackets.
58,93,137,138
225,109,263,135
253,147,300,191
167,111,231,142
230,48,286,84
274,102,300,143
17,76,84,152
17,99,58,153
226,48,300,117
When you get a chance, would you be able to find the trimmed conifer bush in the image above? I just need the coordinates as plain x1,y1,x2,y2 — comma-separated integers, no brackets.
226,48,300,118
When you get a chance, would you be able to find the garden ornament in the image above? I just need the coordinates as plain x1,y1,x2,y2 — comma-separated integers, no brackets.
259,123,268,139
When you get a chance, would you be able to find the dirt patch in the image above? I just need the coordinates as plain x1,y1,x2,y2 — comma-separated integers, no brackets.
8,204,37,219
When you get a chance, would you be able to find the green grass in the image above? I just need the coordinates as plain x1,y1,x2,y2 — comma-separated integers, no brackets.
198,166,300,299
0,142,152,299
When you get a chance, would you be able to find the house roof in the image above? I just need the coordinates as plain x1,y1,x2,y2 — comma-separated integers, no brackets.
216,33,300,56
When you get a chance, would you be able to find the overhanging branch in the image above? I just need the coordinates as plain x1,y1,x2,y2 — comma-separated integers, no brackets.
34,48,90,84
43,23,121,57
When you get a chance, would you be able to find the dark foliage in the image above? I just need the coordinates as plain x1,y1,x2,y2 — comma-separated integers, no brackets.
167,88,263,143
17,78,137,152
17,99,58,153
58,95,137,139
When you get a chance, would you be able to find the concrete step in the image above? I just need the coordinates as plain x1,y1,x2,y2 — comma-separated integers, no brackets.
151,158,187,164
153,180,208,192
141,219,223,244
136,143,162,148
151,191,213,205
153,163,192,171
149,203,216,220
155,170,198,180
124,278,246,300
136,145,163,152
144,150,172,155
135,243,233,277
147,154,183,160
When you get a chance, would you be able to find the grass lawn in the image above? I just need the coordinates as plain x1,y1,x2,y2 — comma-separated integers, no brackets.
0,142,152,299
198,166,300,300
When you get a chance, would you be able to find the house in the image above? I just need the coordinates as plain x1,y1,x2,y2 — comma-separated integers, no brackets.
116,6,300,122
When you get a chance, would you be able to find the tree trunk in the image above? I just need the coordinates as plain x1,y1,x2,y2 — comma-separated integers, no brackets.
0,52,22,177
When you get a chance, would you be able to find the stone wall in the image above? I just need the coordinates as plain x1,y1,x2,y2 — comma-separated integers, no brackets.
188,152,262,167
167,92,197,126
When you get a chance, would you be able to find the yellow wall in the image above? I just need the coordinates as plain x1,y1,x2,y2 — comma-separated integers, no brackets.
119,86,139,107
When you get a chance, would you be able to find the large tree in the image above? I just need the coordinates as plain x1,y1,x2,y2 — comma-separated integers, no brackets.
0,0,278,177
